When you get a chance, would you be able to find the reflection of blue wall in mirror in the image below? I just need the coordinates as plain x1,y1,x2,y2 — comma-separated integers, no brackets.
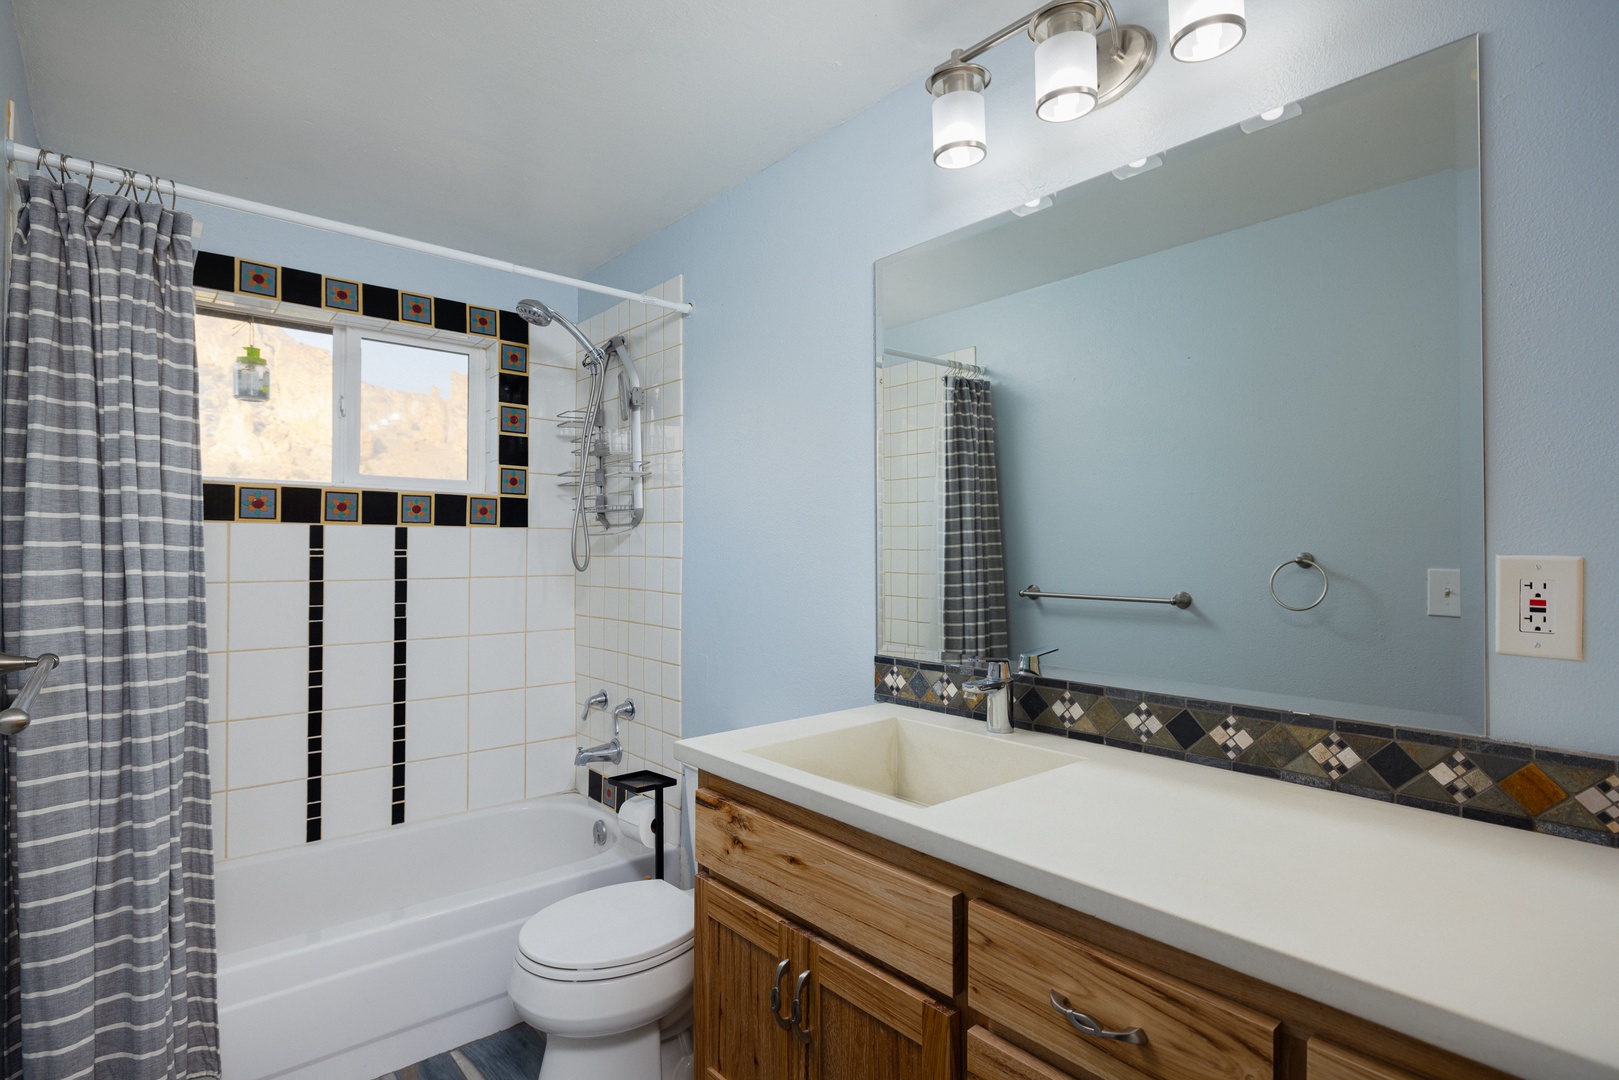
887,170,1484,731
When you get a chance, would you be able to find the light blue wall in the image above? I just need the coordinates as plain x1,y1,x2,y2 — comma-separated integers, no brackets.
586,1,1619,755
887,171,1484,731
0,0,35,145
182,203,576,322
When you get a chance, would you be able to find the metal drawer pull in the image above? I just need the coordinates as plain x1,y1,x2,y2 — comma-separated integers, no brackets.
791,970,813,1044
769,959,795,1031
1049,990,1147,1045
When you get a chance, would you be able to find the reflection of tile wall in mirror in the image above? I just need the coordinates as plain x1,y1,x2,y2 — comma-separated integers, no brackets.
874,38,1485,738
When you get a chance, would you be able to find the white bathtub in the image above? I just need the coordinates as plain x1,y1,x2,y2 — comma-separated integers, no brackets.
217,794,662,1080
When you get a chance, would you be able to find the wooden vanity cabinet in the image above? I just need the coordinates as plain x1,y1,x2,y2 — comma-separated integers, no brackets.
695,874,957,1080
694,777,1513,1080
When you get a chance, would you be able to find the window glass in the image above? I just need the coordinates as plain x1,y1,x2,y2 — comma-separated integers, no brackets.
358,338,470,482
197,313,333,482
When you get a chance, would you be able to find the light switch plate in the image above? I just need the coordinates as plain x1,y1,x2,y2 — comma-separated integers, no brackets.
1495,556,1584,660
1427,569,1461,617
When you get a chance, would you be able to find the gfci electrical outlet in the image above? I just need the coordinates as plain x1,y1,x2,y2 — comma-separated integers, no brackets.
1496,556,1584,660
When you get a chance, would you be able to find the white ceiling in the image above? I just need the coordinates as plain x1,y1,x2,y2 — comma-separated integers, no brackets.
11,0,1033,276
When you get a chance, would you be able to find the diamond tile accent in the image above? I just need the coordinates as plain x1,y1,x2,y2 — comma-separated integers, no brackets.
1366,741,1424,790
1497,763,1568,817
1309,734,1362,780
1212,717,1255,760
1574,776,1619,834
907,671,931,699
932,675,959,701
1054,691,1085,728
882,667,906,693
1125,704,1163,741
1166,709,1205,750
1430,751,1493,804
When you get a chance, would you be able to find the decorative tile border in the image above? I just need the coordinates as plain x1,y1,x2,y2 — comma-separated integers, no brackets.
196,248,533,510
307,526,324,842
873,655,1619,848
204,483,527,528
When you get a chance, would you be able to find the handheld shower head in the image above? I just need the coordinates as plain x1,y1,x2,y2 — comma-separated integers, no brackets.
516,298,607,369
515,299,556,327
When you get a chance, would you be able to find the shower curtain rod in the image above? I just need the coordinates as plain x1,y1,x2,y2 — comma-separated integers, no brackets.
3,141,693,316
880,347,985,375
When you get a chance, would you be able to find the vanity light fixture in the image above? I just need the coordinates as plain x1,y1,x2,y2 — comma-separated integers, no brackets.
1111,154,1163,179
1010,194,1055,216
927,0,1241,168
1239,100,1301,133
1168,0,1246,62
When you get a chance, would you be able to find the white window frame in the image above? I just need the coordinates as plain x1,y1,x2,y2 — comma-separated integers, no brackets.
199,304,498,494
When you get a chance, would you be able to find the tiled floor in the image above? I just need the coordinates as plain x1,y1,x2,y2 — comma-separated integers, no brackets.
377,1025,544,1080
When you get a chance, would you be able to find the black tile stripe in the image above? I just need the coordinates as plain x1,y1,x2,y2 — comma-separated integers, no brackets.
307,525,325,843
392,527,408,825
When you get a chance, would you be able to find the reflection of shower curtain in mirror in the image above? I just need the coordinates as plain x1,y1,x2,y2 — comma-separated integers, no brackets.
941,376,1008,662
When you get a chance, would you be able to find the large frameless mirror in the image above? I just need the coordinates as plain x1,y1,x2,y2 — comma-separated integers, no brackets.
874,38,1484,734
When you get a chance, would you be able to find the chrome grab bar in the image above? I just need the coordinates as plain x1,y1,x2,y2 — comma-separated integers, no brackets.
1049,990,1147,1045
1020,584,1192,609
0,651,59,735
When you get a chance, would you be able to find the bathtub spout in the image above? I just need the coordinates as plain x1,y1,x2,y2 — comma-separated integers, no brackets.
575,737,623,767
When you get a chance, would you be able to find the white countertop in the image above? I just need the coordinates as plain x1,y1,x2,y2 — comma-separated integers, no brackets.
676,703,1619,1080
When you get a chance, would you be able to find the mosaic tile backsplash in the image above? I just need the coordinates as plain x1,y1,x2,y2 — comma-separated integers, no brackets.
875,655,1619,848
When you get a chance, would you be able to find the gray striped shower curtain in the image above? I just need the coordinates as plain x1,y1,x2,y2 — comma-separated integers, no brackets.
941,375,1009,662
0,175,219,1077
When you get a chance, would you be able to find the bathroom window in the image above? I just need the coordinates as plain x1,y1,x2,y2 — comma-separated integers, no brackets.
197,311,492,492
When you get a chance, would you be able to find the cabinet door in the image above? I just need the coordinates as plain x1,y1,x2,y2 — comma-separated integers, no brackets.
802,934,957,1080
696,875,808,1080
1307,1039,1424,1080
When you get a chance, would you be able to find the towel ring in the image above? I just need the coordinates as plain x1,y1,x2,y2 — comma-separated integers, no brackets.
1270,552,1329,611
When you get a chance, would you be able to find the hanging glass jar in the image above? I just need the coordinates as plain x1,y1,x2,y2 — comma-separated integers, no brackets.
234,322,270,401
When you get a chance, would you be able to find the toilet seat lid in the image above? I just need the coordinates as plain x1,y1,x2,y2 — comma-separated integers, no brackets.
518,879,694,973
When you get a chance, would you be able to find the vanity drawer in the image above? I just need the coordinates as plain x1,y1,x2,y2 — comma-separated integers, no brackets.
1307,1039,1423,1080
968,900,1277,1080
695,789,960,995
968,1026,1077,1080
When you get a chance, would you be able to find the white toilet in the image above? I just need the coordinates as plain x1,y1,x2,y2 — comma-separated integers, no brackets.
507,877,695,1080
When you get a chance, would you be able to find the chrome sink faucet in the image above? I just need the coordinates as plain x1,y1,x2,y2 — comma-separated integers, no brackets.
575,690,627,766
963,659,1014,734
963,648,1058,735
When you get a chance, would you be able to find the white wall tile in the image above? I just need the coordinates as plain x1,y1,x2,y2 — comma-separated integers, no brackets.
323,580,395,645
526,683,575,743
228,713,305,789
526,630,572,686
471,529,526,578
227,648,306,720
208,720,228,791
229,523,309,582
227,779,305,858
407,578,470,639
526,739,575,797
322,767,393,839
406,694,468,760
205,584,228,654
228,582,307,651
468,746,524,809
469,689,525,750
324,527,395,581
469,577,525,635
204,522,230,584
322,642,393,709
213,795,228,861
527,529,574,577
407,636,469,700
527,576,573,631
323,704,392,773
468,633,524,693
406,756,468,822
408,529,470,579
207,653,228,724
529,364,575,419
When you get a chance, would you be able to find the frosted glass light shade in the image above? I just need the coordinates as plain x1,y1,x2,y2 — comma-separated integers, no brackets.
932,89,987,169
1169,0,1246,62
1034,29,1099,122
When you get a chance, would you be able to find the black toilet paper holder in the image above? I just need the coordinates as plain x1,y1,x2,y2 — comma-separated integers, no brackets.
607,769,678,881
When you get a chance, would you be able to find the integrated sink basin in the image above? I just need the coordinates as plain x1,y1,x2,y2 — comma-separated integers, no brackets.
749,716,1075,807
